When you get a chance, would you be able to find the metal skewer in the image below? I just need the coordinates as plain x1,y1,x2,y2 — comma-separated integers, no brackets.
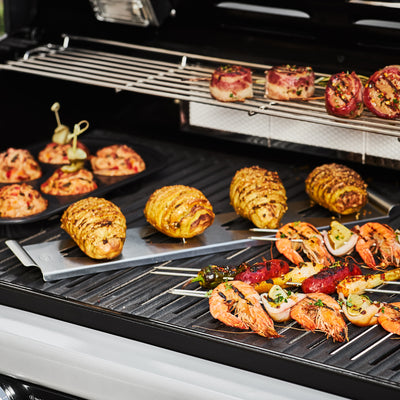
248,236,303,242
154,266,200,271
363,288,400,294
249,228,279,233
151,271,198,278
169,289,208,298
285,281,400,294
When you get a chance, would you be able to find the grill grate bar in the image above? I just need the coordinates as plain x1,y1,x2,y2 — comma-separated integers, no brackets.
351,333,394,361
2,36,400,138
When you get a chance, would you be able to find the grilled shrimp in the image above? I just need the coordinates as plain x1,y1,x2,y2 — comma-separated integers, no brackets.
355,222,400,269
378,302,400,335
209,280,281,337
276,222,335,266
290,293,348,342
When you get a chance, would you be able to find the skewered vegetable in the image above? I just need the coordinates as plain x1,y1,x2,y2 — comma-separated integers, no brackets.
253,261,326,293
336,267,400,296
322,221,358,257
338,293,381,327
190,259,290,289
301,261,362,294
261,285,306,322
190,264,247,289
235,259,290,284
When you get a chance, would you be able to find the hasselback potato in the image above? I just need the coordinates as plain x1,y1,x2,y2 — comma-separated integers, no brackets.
305,163,367,215
230,166,287,229
144,185,215,238
61,197,126,259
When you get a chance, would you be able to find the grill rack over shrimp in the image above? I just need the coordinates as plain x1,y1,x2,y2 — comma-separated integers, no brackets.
276,221,335,266
209,280,281,338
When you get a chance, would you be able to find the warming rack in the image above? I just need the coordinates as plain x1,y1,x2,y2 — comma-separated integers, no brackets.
1,34,400,139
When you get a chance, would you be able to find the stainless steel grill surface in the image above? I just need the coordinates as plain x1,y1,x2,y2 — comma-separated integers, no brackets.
1,129,400,400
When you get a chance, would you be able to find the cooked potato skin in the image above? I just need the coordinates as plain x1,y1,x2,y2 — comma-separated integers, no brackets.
144,185,215,238
61,197,126,259
305,163,368,215
230,166,287,229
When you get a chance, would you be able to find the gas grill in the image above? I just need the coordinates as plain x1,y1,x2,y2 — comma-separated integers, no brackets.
1,1,400,399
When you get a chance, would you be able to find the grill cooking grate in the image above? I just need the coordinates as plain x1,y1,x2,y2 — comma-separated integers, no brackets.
1,34,400,139
0,129,399,398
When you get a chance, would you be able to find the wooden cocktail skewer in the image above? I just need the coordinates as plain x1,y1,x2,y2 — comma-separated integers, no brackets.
61,120,89,173
51,102,71,144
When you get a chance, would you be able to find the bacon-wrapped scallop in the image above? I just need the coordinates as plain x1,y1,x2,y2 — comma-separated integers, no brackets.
265,65,315,100
210,65,253,102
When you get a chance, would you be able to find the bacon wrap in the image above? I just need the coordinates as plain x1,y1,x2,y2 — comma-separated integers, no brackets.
235,259,290,285
325,72,364,118
210,65,253,102
301,262,362,294
265,65,315,100
363,65,400,119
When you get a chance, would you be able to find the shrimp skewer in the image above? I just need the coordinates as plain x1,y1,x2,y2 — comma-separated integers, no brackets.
276,222,334,266
378,302,400,335
355,222,400,269
290,292,348,342
209,280,281,338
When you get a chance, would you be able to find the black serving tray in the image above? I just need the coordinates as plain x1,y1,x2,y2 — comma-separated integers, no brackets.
0,134,166,224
